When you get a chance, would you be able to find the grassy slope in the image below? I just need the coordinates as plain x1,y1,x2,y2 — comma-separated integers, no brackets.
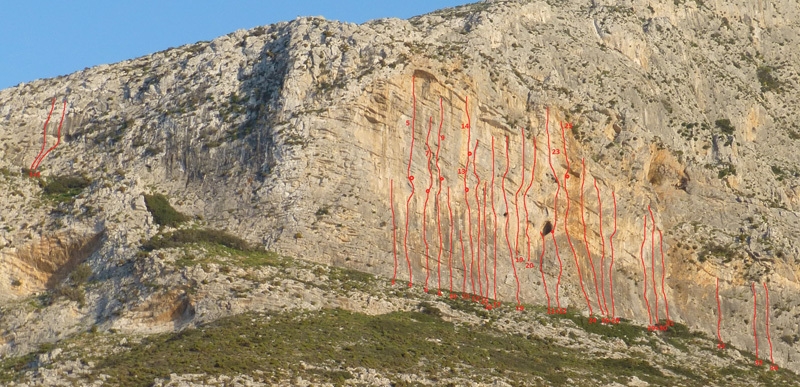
1,240,798,386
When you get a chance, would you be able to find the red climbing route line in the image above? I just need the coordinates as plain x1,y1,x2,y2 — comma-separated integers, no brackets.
30,98,68,176
447,188,455,294
491,137,499,301
764,282,775,367
752,282,759,362
460,229,467,294
514,126,526,255
609,191,618,318
503,136,523,308
639,215,653,326
403,76,417,287
462,97,475,297
30,98,56,175
594,179,609,316
648,206,660,323
580,159,604,316
391,180,397,285
482,183,490,303
561,122,593,315
33,99,68,173
544,108,564,309
523,137,537,262
423,117,434,292
716,277,723,347
539,232,551,309
551,231,563,310
472,141,483,299
435,99,445,295
658,229,670,323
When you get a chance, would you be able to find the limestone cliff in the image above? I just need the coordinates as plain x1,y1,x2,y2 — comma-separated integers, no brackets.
1,0,800,379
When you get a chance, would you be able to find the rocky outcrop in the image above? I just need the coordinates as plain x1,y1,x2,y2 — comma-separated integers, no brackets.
0,230,103,300
1,0,799,374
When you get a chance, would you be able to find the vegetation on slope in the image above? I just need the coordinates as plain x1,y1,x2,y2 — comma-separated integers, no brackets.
1,249,796,386
141,228,251,252
143,193,189,227
91,309,670,386
40,174,91,203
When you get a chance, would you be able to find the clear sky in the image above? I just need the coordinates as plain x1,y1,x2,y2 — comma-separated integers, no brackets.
0,1,471,90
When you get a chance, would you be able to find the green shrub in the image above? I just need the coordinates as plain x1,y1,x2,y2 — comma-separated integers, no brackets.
53,285,85,307
70,263,92,285
771,165,787,181
141,228,251,252
780,334,798,345
418,301,443,318
41,175,91,202
757,66,781,92
698,243,738,263
714,119,735,135
662,321,703,339
0,167,16,178
552,308,645,346
144,146,162,156
143,194,189,227
0,353,37,383
36,343,55,354
717,163,736,179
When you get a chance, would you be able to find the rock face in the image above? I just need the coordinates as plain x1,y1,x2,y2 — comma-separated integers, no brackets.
1,0,800,374
1,231,103,298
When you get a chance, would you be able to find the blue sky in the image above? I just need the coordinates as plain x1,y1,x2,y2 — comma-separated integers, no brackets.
0,1,471,90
